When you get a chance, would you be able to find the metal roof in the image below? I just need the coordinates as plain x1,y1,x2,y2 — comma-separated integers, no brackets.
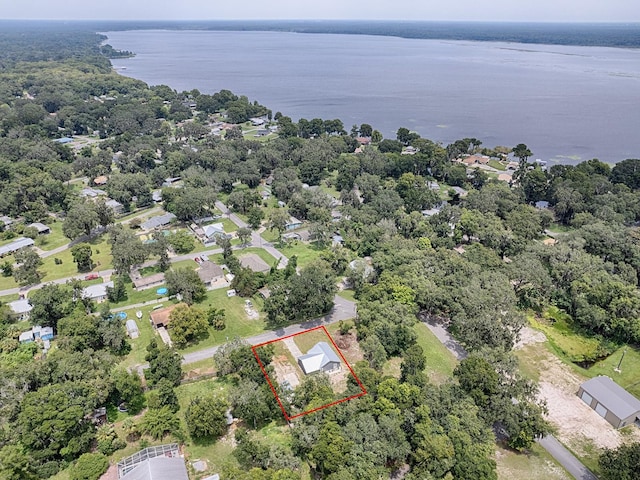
119,457,188,480
298,342,341,374
581,376,640,420
0,237,35,256
82,281,114,299
141,213,176,230
8,299,32,314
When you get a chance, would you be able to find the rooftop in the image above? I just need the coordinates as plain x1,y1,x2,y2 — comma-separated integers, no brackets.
0,237,35,256
197,261,224,284
150,304,182,328
83,281,114,299
141,213,177,230
298,341,341,374
581,376,640,420
8,299,32,315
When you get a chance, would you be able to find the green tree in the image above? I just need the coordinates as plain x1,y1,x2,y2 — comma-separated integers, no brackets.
147,378,180,413
207,306,226,330
112,369,145,414
70,453,108,480
269,208,290,243
247,207,264,230
400,344,426,382
150,230,171,271
237,226,252,246
27,283,72,329
140,406,181,440
106,275,128,303
13,247,43,286
71,243,93,272
167,304,209,347
610,158,640,190
599,442,640,480
145,342,182,387
0,444,36,480
109,226,148,275
63,201,99,240
165,267,206,305
167,230,195,254
185,395,228,440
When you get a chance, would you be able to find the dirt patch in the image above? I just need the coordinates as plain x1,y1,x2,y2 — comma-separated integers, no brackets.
514,326,547,350
272,354,301,389
530,343,640,455
333,332,364,364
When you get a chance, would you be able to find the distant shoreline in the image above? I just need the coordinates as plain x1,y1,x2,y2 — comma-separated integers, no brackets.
3,19,640,49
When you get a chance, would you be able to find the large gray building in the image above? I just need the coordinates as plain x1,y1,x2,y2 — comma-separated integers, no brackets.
577,376,640,429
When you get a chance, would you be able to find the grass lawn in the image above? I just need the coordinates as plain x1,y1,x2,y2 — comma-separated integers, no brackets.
40,236,112,282
108,282,167,310
34,220,68,251
337,289,356,302
118,303,165,369
178,288,267,355
234,247,278,268
546,223,573,233
488,159,507,171
0,293,19,303
580,345,640,398
275,241,325,268
413,322,458,384
292,327,334,354
0,270,18,291
496,443,571,480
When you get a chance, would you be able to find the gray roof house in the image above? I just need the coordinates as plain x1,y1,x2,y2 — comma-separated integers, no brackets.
82,281,114,303
197,261,224,286
578,376,640,428
239,253,271,274
105,199,124,215
0,237,35,257
141,213,176,231
8,299,32,321
298,342,341,375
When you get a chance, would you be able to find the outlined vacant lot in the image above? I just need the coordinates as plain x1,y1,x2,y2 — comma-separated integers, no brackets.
252,325,367,420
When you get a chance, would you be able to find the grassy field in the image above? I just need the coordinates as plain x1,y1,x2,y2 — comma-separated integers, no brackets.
292,327,334,354
413,322,458,384
336,289,356,302
488,159,507,171
178,288,267,355
275,241,325,268
580,346,640,398
496,443,571,480
40,236,113,282
34,220,69,251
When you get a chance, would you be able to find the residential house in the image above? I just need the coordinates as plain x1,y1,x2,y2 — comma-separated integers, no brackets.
450,186,468,198
8,299,32,321
32,325,54,341
150,304,181,329
132,273,165,291
19,330,34,343
202,223,225,244
197,261,224,287
105,199,124,216
0,215,14,228
141,213,177,231
285,216,303,231
497,173,512,182
332,234,344,247
282,232,301,242
126,319,140,339
239,253,271,274
535,201,550,209
161,177,182,187
578,376,640,429
82,281,114,303
356,137,371,146
401,146,417,155
250,117,265,126
0,237,35,257
152,190,163,203
54,137,73,144
298,342,341,375
28,222,50,235
80,187,107,198
93,175,108,186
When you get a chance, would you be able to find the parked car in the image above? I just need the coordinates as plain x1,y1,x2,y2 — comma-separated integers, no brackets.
85,273,99,280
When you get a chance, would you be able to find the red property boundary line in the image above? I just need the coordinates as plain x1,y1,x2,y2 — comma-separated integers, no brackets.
251,325,367,421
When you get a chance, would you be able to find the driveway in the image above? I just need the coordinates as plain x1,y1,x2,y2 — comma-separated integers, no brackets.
420,316,598,480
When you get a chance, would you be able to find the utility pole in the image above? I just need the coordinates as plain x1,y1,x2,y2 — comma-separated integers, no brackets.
614,348,627,373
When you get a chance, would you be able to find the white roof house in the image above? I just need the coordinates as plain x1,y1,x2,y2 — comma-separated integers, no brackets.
0,237,35,257
80,187,107,198
203,223,225,239
28,222,50,234
82,281,114,303
8,299,32,320
141,213,176,230
297,342,341,375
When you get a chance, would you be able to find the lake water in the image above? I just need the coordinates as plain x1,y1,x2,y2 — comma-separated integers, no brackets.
105,30,640,164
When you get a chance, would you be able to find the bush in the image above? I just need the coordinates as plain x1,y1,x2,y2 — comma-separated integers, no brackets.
70,453,108,480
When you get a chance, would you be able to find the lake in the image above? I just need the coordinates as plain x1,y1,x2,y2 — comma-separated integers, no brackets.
105,29,640,164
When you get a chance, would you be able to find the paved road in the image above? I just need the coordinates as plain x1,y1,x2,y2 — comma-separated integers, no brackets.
215,200,288,268
181,294,356,364
420,316,597,480
538,436,598,480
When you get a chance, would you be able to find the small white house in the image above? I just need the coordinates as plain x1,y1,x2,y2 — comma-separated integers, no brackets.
8,299,32,321
298,342,341,375
82,281,114,303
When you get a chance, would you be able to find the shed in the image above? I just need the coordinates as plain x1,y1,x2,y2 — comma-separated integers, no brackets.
126,319,140,339
28,222,50,234
239,253,271,273
578,376,640,428
0,215,13,227
19,330,34,343
298,342,341,375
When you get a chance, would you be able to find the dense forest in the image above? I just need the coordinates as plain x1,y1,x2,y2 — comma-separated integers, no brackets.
0,23,639,480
